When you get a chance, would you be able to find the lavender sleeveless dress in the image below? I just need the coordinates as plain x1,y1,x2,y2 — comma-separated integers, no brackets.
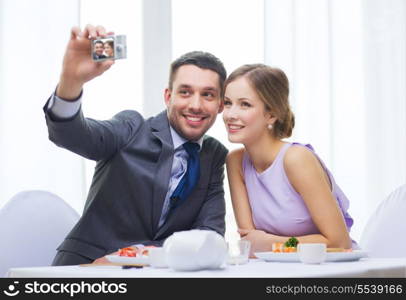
242,142,357,247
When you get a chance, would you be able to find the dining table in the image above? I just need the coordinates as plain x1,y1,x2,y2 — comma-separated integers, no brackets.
6,257,406,278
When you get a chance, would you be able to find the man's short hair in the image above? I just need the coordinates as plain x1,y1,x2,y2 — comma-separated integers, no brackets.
94,40,104,46
168,51,227,98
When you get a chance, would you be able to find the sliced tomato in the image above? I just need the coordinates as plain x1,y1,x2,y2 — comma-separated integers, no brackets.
118,247,137,257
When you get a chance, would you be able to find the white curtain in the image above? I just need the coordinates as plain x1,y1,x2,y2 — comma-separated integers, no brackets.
265,0,406,240
0,0,86,213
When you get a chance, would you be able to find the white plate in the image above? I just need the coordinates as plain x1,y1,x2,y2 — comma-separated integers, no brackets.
326,250,368,262
106,255,150,265
254,250,368,263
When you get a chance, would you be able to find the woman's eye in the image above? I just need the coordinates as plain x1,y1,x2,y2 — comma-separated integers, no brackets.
223,100,232,106
241,101,251,107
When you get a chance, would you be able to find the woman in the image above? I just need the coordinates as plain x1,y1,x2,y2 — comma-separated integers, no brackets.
223,64,356,255
104,40,114,58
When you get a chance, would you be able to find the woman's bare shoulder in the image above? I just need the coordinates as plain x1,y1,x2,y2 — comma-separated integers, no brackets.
226,147,245,165
284,144,318,170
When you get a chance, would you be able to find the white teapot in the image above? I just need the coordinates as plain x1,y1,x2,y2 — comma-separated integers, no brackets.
163,229,227,271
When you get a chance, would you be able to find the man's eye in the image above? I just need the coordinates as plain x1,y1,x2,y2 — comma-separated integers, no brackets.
179,90,190,96
202,92,214,98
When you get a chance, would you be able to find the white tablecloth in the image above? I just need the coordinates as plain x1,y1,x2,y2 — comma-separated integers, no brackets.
7,258,406,278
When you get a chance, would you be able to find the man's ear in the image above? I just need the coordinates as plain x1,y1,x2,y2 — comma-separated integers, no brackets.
164,88,171,108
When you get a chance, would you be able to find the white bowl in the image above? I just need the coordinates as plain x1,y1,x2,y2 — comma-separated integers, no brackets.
148,247,168,268
297,243,326,264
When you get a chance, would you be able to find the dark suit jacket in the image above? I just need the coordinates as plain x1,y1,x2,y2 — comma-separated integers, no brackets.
44,100,228,263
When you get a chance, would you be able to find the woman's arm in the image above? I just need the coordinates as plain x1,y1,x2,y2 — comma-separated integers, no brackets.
229,145,351,255
226,148,255,230
282,145,351,248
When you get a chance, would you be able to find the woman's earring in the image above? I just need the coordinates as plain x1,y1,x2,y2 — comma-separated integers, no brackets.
268,124,273,130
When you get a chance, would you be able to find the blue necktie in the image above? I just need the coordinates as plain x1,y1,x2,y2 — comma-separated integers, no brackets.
170,142,200,209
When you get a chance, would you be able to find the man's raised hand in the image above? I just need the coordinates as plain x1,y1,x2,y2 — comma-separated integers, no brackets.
56,25,115,100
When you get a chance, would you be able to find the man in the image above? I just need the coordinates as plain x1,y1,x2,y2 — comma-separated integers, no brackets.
92,40,107,59
44,25,228,266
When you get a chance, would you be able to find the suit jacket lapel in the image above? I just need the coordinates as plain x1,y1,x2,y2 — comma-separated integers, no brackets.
150,111,174,234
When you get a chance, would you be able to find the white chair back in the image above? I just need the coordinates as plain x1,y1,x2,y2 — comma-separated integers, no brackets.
0,190,79,276
360,184,406,258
